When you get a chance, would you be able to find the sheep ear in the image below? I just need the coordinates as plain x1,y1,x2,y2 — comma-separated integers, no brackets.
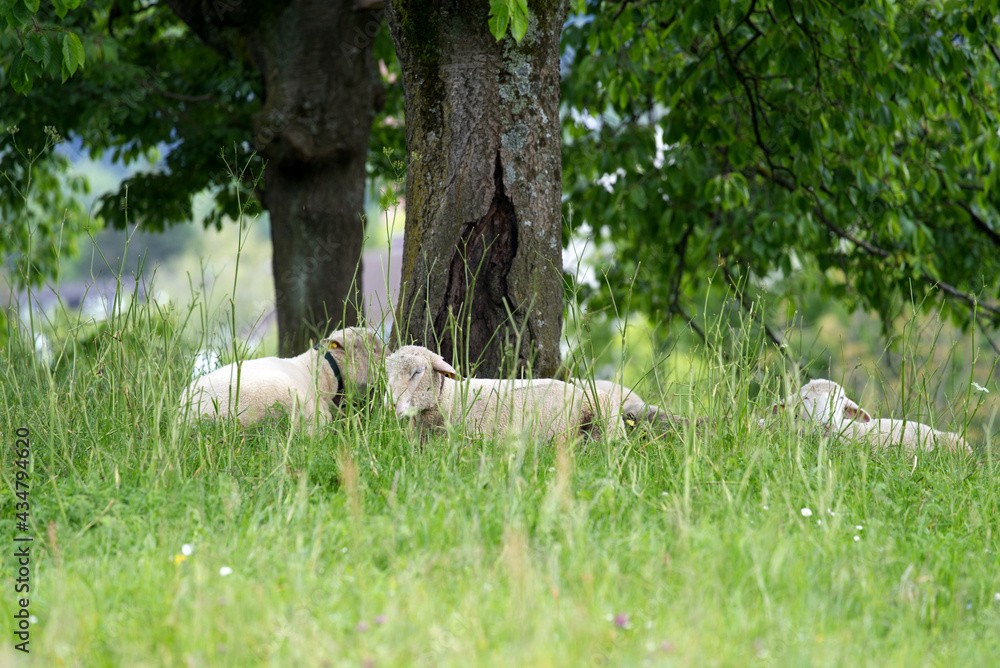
771,402,784,415
842,400,871,423
430,356,460,380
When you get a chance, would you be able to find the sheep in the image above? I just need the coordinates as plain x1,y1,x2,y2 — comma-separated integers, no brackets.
842,416,971,454
570,378,690,432
765,379,970,454
762,379,868,427
180,326,386,431
385,345,625,445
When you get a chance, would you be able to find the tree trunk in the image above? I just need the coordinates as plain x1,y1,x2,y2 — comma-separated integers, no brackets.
166,0,383,356
385,0,568,378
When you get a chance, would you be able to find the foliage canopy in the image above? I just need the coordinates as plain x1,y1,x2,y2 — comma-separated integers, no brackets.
0,0,403,268
5,0,1000,356
561,1,1000,346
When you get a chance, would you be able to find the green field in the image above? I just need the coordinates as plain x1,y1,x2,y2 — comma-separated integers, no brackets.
2,286,999,668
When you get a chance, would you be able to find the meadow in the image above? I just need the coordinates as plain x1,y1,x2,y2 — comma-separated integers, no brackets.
1,265,999,668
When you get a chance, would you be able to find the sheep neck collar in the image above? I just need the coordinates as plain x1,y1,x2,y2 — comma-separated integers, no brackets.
315,345,345,407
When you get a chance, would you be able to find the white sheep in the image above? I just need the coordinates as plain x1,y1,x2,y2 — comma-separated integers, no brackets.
763,379,868,427
385,345,625,445
765,379,970,454
180,326,386,431
842,416,970,454
571,378,689,431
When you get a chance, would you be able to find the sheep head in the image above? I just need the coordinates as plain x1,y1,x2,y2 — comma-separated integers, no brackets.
320,326,387,389
385,346,459,419
768,379,872,428
796,380,871,426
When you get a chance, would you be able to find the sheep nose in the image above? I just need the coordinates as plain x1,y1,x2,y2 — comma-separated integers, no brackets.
385,394,403,416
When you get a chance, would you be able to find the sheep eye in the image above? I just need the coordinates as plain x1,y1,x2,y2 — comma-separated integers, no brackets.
410,368,423,380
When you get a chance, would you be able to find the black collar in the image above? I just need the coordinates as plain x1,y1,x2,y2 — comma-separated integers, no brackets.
315,345,345,407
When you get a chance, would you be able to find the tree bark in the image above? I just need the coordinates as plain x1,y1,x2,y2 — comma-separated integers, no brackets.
165,0,383,355
385,0,568,378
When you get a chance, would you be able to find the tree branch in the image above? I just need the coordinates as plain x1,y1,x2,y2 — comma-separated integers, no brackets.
163,0,243,60
714,17,769,159
802,192,1000,319
612,0,634,22
809,202,891,258
674,304,707,348
925,279,1000,318
783,0,822,90
976,313,1000,355
950,200,1000,247
989,42,1000,68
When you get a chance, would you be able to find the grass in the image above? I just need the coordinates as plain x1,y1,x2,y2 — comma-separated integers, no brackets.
1,273,999,667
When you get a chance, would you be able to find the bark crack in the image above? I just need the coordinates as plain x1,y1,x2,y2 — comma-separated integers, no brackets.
433,151,519,374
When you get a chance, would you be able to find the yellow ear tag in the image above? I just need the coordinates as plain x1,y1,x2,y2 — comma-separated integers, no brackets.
328,341,340,350
625,417,636,428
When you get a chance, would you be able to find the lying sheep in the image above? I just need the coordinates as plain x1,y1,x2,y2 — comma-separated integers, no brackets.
571,378,690,432
762,379,868,427
842,416,970,454
385,345,625,445
765,379,970,454
180,326,386,431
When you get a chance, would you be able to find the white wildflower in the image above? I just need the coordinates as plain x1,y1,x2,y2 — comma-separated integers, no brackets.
801,507,813,518
972,381,990,394
219,566,233,577
181,544,193,556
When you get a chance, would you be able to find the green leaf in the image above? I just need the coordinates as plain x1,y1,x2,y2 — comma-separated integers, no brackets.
7,0,31,29
629,185,647,210
23,32,45,62
11,52,32,94
488,0,511,42
23,0,39,12
61,32,84,81
510,4,527,43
